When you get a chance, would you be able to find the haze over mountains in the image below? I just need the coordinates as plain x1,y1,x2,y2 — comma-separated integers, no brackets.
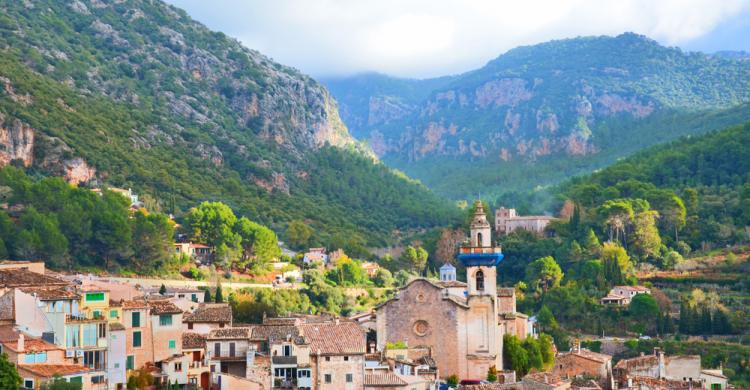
325,33,750,198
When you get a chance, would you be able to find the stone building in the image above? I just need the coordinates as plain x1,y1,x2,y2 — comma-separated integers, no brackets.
495,207,555,236
376,201,506,381
600,286,651,306
522,372,572,390
183,303,233,334
551,341,613,389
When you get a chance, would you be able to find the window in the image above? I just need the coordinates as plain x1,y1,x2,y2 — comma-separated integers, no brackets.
188,323,193,330
83,324,97,346
298,370,310,378
66,325,80,348
85,292,105,302
160,315,173,326
131,312,141,328
24,379,34,389
325,356,330,361
24,352,47,363
346,373,353,383
476,270,485,291
174,362,182,372
126,355,134,370
344,356,349,361
92,375,104,384
92,310,101,318
133,331,142,348
324,374,332,384
283,345,292,356
214,343,221,357
110,309,118,319
169,340,176,349
191,294,198,302
69,376,82,384
115,363,120,368
229,342,236,357
98,323,107,339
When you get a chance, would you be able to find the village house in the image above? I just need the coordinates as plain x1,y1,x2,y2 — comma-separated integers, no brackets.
600,286,651,306
146,286,205,303
612,348,719,389
495,207,556,236
183,303,233,333
302,247,329,265
207,327,254,378
376,201,506,381
181,332,211,389
18,364,98,390
551,340,613,389
174,242,213,264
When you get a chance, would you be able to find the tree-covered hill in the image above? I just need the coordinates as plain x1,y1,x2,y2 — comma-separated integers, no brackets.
0,0,459,249
325,33,750,199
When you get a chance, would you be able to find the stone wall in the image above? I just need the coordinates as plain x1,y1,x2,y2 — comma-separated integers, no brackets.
378,280,464,378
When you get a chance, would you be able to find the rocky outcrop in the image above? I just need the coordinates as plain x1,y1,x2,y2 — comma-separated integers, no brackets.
0,113,34,166
475,78,533,108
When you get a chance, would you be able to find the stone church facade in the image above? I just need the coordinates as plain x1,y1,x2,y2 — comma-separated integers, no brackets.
376,201,507,380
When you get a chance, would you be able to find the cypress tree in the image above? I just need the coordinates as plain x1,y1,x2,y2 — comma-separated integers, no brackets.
700,306,713,335
203,288,211,302
215,284,224,303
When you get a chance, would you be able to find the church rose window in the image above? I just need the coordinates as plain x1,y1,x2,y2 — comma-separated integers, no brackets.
413,320,429,336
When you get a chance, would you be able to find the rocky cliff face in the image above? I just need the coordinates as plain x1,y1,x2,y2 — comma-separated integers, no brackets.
326,33,750,197
0,0,362,184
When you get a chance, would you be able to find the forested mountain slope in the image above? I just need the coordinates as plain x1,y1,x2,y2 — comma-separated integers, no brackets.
325,34,750,198
0,0,458,248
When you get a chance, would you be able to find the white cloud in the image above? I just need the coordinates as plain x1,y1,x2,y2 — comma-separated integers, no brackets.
167,0,750,78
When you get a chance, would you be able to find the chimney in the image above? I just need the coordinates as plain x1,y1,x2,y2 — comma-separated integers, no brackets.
17,333,24,352
572,338,581,353
544,375,549,384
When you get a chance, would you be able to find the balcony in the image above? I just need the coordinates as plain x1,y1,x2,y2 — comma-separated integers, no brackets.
65,313,106,323
459,246,502,254
273,378,297,388
272,356,297,365
209,352,247,362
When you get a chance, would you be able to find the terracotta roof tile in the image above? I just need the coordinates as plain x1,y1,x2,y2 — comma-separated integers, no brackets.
208,327,252,339
18,364,90,377
148,300,182,315
562,349,612,364
364,373,407,386
301,321,365,355
0,269,68,288
251,325,300,341
182,332,206,349
436,280,467,288
184,304,232,323
3,337,62,353
19,286,79,301
523,372,570,386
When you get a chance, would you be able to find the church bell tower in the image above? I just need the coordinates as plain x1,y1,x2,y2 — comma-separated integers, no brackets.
459,201,503,296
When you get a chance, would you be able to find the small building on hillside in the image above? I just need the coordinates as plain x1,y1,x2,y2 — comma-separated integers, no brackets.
302,248,328,265
600,286,651,306
495,207,556,236
361,262,381,278
174,243,213,264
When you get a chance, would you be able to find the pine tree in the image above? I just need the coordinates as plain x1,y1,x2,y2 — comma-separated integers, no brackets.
700,306,713,335
159,284,167,295
215,284,224,303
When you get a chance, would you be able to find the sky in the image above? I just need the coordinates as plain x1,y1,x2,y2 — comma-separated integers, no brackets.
167,0,750,79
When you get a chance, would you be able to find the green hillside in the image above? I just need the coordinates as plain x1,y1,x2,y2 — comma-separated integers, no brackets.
0,0,458,249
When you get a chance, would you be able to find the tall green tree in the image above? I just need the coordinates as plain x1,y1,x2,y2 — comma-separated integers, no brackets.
525,256,563,292
0,352,21,389
285,220,313,249
185,201,241,264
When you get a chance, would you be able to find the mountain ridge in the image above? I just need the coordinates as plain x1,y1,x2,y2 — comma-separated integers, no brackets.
324,33,750,199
